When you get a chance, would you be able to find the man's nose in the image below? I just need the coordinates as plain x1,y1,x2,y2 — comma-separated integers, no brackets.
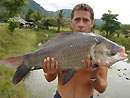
78,20,84,27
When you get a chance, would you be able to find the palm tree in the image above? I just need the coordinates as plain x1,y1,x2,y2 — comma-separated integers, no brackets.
56,9,64,33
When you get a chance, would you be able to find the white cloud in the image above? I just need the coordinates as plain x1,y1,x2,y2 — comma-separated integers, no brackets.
34,0,130,24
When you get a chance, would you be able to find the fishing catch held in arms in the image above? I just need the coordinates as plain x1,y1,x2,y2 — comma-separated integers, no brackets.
0,32,127,85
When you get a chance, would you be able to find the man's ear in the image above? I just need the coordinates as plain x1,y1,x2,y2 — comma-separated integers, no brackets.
91,19,95,28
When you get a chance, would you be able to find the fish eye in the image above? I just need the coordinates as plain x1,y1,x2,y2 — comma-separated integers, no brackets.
110,52,116,56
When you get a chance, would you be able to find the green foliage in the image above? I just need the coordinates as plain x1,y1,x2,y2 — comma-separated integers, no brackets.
120,25,130,36
8,20,20,33
101,10,121,37
0,0,6,7
56,9,64,32
25,8,34,20
0,11,8,21
33,11,41,22
1,0,27,18
44,17,56,30
32,11,42,30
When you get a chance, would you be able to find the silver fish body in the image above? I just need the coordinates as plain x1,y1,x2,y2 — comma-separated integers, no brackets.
24,32,125,70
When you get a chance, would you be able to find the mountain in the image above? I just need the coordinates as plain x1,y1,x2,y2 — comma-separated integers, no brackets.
0,0,48,16
62,9,72,18
24,0,48,15
48,9,72,18
95,19,104,26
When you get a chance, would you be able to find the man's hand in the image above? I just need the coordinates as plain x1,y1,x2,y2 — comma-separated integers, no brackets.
43,57,59,82
82,54,108,93
82,54,103,79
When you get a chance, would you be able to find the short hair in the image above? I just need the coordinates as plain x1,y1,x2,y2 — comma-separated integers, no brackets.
71,3,94,20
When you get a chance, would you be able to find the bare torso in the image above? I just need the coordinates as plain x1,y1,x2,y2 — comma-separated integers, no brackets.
57,69,94,98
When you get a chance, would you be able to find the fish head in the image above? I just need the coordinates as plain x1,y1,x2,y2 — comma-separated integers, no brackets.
94,37,127,67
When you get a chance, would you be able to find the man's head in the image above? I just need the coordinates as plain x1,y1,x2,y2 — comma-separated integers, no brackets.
70,3,94,32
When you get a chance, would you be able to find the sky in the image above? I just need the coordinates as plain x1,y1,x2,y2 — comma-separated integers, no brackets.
34,0,130,24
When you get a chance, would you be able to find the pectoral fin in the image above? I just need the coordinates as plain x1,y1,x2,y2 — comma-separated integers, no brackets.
12,63,31,85
62,69,76,85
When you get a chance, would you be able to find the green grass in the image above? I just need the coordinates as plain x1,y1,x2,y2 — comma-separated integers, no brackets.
0,23,57,98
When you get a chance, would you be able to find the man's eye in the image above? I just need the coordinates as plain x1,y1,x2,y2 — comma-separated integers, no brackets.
83,19,89,22
74,18,80,22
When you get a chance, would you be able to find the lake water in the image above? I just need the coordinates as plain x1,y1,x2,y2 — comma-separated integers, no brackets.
24,59,130,98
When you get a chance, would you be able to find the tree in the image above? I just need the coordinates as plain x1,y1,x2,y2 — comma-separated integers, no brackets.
1,0,27,18
101,10,121,37
120,25,130,38
32,11,42,30
0,0,6,7
8,18,20,34
56,9,64,32
25,8,34,21
44,17,56,30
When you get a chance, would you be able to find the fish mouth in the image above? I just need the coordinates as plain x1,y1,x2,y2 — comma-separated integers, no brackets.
120,47,128,59
107,47,128,67
110,47,127,59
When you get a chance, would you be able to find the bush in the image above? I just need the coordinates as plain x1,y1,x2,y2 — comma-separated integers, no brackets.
8,20,20,33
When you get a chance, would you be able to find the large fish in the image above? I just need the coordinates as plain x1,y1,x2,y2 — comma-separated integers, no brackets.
0,32,127,85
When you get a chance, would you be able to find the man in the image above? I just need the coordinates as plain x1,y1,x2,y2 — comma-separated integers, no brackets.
43,3,108,98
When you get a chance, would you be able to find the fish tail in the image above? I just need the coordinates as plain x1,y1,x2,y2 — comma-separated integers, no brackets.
12,63,31,85
0,56,24,68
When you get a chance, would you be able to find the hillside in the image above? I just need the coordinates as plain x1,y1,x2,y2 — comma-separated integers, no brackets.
95,19,104,26
48,9,72,18
0,0,48,16
24,0,48,15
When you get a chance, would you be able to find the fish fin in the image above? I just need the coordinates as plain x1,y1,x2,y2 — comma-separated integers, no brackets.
90,39,101,63
40,32,74,48
0,56,24,68
62,69,76,85
12,63,31,85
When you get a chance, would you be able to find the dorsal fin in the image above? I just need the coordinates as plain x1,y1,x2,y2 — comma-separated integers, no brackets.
40,32,74,48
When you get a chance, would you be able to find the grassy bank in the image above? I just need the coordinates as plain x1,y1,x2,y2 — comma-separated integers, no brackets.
0,23,57,98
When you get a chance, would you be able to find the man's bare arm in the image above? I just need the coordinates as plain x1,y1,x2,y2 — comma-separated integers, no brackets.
91,65,108,93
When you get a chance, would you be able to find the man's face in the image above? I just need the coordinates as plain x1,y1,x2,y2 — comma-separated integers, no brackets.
70,10,94,32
